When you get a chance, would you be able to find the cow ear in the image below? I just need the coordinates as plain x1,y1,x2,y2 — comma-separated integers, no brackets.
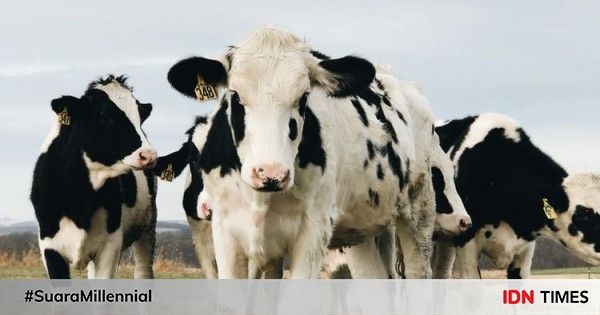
153,142,192,179
50,96,82,121
167,57,227,99
312,56,375,97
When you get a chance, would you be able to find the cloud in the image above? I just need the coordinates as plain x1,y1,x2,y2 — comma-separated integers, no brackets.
0,56,178,77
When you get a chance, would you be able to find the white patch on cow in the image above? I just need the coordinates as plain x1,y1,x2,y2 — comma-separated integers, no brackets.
478,222,531,269
39,216,87,267
83,152,130,190
452,113,522,169
187,218,217,279
40,122,60,153
550,173,600,265
431,133,471,235
92,81,153,168
121,170,153,228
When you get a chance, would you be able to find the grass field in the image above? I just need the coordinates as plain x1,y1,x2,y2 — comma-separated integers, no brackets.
2,249,598,279
0,250,205,279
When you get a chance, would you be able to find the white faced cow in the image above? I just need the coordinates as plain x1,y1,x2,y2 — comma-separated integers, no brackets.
434,113,600,278
164,27,445,279
31,75,158,279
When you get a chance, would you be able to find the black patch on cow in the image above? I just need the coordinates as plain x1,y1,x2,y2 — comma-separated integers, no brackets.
443,121,570,247
310,50,330,60
319,56,375,97
356,88,398,143
199,100,241,176
288,118,298,141
183,167,205,221
366,140,375,160
506,262,522,279
167,57,227,98
351,98,369,126
395,110,407,124
485,231,492,238
431,167,452,214
298,93,308,116
44,249,70,279
297,107,326,172
376,164,384,180
569,205,600,252
363,159,369,169
434,116,478,155
368,188,380,207
383,142,405,190
120,171,137,207
154,141,194,179
230,92,245,145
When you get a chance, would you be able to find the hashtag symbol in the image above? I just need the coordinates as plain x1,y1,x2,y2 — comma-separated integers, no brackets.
24,290,33,302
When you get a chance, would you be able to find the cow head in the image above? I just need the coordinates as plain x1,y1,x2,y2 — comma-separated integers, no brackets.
431,138,472,236
51,75,156,182
167,27,375,191
550,173,600,265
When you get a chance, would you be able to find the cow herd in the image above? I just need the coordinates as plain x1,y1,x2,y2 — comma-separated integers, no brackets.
30,27,600,280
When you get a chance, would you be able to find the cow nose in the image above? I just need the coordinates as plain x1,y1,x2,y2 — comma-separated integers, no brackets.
138,148,157,168
459,217,472,232
250,164,290,191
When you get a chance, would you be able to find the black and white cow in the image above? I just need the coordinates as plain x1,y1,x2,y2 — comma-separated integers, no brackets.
31,75,158,279
155,112,472,279
161,27,446,279
153,117,218,279
434,113,600,278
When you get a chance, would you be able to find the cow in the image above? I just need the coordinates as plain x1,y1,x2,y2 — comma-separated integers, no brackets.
30,75,158,279
434,112,600,278
163,27,445,279
153,117,218,279
155,110,471,280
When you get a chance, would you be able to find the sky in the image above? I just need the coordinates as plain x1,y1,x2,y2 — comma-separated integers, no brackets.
1,1,599,223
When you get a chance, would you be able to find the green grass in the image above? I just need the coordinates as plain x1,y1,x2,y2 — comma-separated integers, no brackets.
0,263,205,279
531,266,600,276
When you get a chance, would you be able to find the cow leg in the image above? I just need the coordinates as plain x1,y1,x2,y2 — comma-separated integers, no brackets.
189,219,217,279
92,231,123,279
345,237,388,278
132,229,155,279
248,259,262,279
42,248,70,279
507,241,535,279
376,226,398,278
87,261,96,279
432,241,456,279
453,239,480,278
212,220,248,279
287,213,329,279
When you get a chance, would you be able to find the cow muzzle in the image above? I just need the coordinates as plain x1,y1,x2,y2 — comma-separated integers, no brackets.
125,148,158,170
250,164,291,192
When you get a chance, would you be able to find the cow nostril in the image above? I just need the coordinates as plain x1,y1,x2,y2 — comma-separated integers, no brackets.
459,219,472,230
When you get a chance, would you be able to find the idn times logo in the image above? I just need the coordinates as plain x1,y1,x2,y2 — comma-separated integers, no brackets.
503,290,589,304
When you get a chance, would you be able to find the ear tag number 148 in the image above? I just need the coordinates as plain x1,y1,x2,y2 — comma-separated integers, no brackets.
195,74,218,101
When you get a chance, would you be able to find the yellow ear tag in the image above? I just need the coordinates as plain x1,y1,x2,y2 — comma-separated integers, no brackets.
160,164,175,182
194,74,218,102
57,107,70,125
542,198,558,220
